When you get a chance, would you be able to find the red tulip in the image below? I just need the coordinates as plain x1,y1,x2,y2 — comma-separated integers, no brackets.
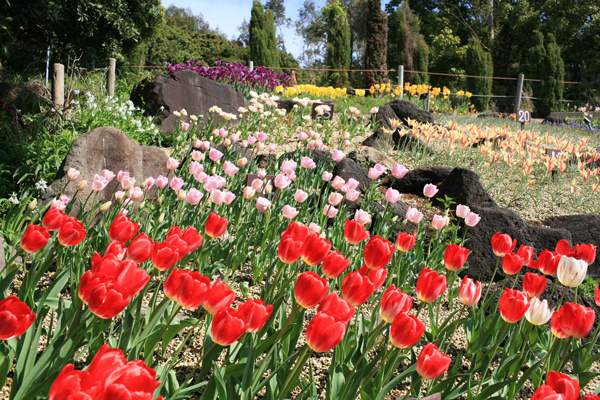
205,212,228,238
178,226,204,252
126,233,153,263
165,233,189,261
546,371,580,400
396,232,416,252
342,270,375,307
300,233,332,266
91,253,149,298
164,267,211,311
108,213,139,243
458,275,481,306
20,224,50,253
531,385,566,400
278,237,303,264
48,364,99,400
559,302,595,339
86,344,127,382
151,241,180,271
380,285,413,323
498,288,529,323
491,232,516,257
282,221,311,242
42,207,67,231
359,264,387,291
551,308,568,339
58,217,86,246
502,252,524,275
537,249,561,275
581,394,600,400
305,311,346,353
416,268,447,304
390,313,425,348
203,280,235,315
103,362,163,400
80,273,130,319
444,244,469,271
0,296,36,340
344,219,370,245
294,271,329,309
317,293,355,325
321,250,350,278
237,299,273,333
574,243,597,265
104,240,127,259
523,272,547,298
416,343,451,380
595,285,600,307
517,244,534,266
364,235,395,270
211,306,248,346
555,239,572,256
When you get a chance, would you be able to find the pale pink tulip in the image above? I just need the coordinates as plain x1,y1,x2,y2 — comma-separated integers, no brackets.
309,223,321,233
256,131,268,142
346,189,360,201
374,163,387,174
323,205,338,218
456,205,470,219
189,161,203,176
314,139,323,148
201,141,211,151
156,175,168,188
223,139,231,147
331,176,346,189
59,195,71,204
343,140,351,147
241,140,248,147
121,176,136,190
144,177,155,191
209,148,224,162
181,122,190,132
66,168,80,182
179,190,188,202
191,150,203,161
51,199,66,211
340,185,348,193
332,149,345,162
342,132,350,140
210,189,225,205
274,174,291,189
203,177,219,192
328,193,343,206
301,157,316,169
223,161,239,177
391,163,408,179
230,134,239,143
346,178,359,190
268,143,277,152
256,197,271,213
385,188,402,203
102,169,116,182
298,131,308,141
431,215,449,230
167,157,180,170
281,159,297,175
370,107,379,114
223,191,236,204
237,157,248,167
282,205,299,219
251,178,263,191
465,212,481,227
292,189,307,203
355,209,371,225
128,187,143,201
307,140,316,149
368,168,383,180
117,170,130,183
186,188,203,205
213,175,226,189
423,183,439,198
256,143,265,151
218,128,228,138
91,174,109,191
258,169,267,179
406,207,423,224
243,186,256,200
194,172,208,183
322,171,333,181
193,139,202,148
170,177,185,191
248,136,257,145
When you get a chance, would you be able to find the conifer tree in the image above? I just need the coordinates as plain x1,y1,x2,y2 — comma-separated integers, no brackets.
466,37,493,110
364,0,388,90
249,0,279,68
527,31,564,117
324,0,351,87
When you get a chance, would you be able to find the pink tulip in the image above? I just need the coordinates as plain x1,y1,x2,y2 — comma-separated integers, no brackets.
346,189,360,201
332,150,345,162
268,143,277,152
309,223,321,233
248,136,257,145
230,134,239,143
237,157,248,167
194,172,208,183
392,163,408,179
368,168,383,180
91,174,109,191
241,140,248,147
274,174,291,189
121,176,136,190
186,188,203,205
281,159,297,175
342,131,350,139
258,169,267,179
209,148,224,162
256,131,268,142
218,128,228,138
66,168,80,181
308,141,316,149
201,141,211,150
340,185,348,193
193,139,202,148
167,157,180,170
156,175,168,188
465,212,481,227
117,170,129,183
223,161,239,177
251,178,263,191
210,189,225,205
222,139,231,147
51,199,66,211
189,161,203,176
331,176,345,189
355,209,371,225
346,178,359,190
282,205,299,219
328,193,343,206
213,175,227,188
298,131,308,140
374,163,387,173
59,195,71,204
406,207,423,224
243,186,255,200
181,122,190,131
308,130,316,138
223,191,236,204
256,197,271,213
431,215,449,230
294,189,309,203
343,140,351,147
423,183,439,198
144,177,155,191
101,169,115,182
203,177,219,192
324,205,338,218
301,157,316,169
256,142,265,151
128,187,143,201
456,205,470,218
385,188,402,203
170,177,185,191
322,171,333,181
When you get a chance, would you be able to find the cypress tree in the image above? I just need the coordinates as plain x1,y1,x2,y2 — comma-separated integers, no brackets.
324,0,351,87
527,31,564,117
415,39,428,84
466,37,493,111
249,0,279,68
364,0,388,90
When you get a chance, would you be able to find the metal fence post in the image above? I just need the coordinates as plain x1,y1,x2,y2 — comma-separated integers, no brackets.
399,65,404,99
107,58,116,97
52,63,64,108
249,61,254,71
514,73,524,113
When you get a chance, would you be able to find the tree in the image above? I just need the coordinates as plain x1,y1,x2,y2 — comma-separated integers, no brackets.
323,0,351,87
265,0,292,52
466,37,493,110
249,0,280,68
526,31,564,117
295,0,326,67
364,0,388,89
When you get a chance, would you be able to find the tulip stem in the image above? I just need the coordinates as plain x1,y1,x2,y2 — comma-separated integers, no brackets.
415,302,425,319
543,335,560,377
574,286,578,304
401,376,421,400
482,256,500,304
556,286,567,310
265,260,285,301
356,344,394,397
277,344,313,400
476,321,509,396
510,273,520,289
548,278,558,303
169,339,219,398
352,321,387,372
510,323,535,381
557,336,574,372
444,304,467,353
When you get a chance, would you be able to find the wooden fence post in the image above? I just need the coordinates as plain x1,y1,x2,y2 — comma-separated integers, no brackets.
107,58,116,97
52,63,64,108
514,73,524,113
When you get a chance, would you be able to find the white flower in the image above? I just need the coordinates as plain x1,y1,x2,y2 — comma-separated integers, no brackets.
525,298,553,325
8,193,19,204
557,255,587,287
35,179,48,191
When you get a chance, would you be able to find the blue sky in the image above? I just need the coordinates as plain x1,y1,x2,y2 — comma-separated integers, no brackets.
166,0,316,60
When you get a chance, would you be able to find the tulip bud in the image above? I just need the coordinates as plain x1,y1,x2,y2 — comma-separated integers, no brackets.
27,199,37,210
140,179,148,190
139,201,145,210
77,180,87,191
223,139,231,147
117,192,126,203
158,213,165,223
265,185,273,195
237,157,248,167
156,195,164,206
99,201,111,212
177,190,187,201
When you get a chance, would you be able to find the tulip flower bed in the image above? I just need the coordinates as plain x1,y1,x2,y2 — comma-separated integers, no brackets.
1,90,600,400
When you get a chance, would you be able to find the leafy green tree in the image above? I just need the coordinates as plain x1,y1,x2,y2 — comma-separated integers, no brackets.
364,0,388,89
323,0,351,87
249,0,280,68
466,37,493,110
526,31,564,117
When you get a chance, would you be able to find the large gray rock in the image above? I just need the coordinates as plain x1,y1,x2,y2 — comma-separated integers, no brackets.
433,167,498,209
44,127,169,213
390,166,454,196
131,70,246,135
387,99,435,125
348,146,396,171
332,158,372,193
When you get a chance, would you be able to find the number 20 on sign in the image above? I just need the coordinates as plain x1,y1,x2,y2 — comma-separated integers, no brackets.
517,109,530,129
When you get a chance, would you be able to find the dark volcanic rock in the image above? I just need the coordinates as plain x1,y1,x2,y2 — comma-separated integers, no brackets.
459,205,572,282
332,158,371,193
131,70,246,135
390,166,454,196
542,214,600,276
276,100,300,114
433,167,498,209
387,99,435,125
347,146,396,170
